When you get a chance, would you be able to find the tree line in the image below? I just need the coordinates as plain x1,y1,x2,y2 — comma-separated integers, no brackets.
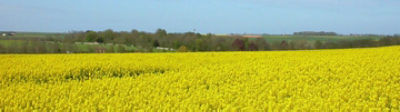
1,29,400,53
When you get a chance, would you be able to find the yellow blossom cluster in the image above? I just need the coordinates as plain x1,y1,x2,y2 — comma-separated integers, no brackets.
0,46,400,111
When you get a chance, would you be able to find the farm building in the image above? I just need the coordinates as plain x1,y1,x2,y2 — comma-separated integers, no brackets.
96,47,107,53
0,32,16,37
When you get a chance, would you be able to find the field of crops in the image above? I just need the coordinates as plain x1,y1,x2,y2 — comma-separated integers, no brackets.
261,35,383,43
1,46,400,111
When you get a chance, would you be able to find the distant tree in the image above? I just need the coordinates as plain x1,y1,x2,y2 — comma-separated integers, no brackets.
117,45,126,53
6,45,16,53
314,40,323,49
20,41,29,53
248,42,259,51
0,44,4,53
49,43,61,53
324,41,338,49
194,39,203,51
358,39,377,47
184,32,196,38
206,33,213,37
232,39,245,51
280,40,289,50
96,37,104,43
113,36,127,44
85,31,98,42
173,41,182,49
153,40,160,47
155,29,167,38
4,28,400,54
290,40,309,50
34,41,47,53
106,46,115,53
87,46,96,53
131,29,139,35
45,36,56,41
62,42,78,53
104,29,115,43
216,37,232,51
255,38,270,50
242,38,249,50
379,37,393,46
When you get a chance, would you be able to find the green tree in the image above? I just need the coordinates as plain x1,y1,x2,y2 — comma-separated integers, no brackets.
248,42,259,51
232,39,245,51
155,29,167,38
0,44,4,53
153,40,160,47
104,29,115,43
315,40,323,49
280,40,289,50
117,45,126,53
85,31,98,42
255,38,270,50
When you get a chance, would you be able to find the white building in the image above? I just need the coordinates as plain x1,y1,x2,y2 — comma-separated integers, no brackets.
0,32,16,37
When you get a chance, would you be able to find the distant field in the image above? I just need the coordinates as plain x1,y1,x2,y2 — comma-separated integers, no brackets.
2,32,66,39
207,34,384,43
262,35,384,43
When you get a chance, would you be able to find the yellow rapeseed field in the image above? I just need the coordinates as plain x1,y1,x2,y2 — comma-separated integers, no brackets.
1,46,400,111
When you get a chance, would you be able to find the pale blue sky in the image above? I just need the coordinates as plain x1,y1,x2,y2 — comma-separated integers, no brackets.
0,0,399,34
